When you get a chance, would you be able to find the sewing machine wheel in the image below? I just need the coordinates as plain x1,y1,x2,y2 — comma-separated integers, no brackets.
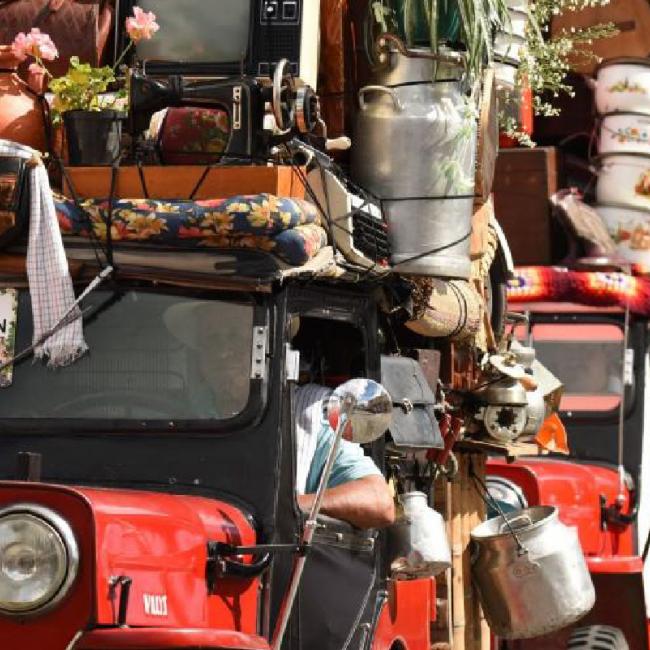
272,58,296,134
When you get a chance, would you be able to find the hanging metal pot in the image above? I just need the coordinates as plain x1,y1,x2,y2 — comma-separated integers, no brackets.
471,505,595,639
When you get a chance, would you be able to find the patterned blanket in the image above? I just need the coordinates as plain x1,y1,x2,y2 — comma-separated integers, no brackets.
54,193,328,266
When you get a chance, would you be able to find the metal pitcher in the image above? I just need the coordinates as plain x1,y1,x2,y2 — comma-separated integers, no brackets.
387,491,451,577
351,45,477,279
470,506,595,639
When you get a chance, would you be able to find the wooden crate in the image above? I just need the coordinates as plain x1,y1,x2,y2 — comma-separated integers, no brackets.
62,165,306,200
551,0,650,75
492,147,561,266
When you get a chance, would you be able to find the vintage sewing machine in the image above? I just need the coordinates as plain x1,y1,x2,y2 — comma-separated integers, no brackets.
128,59,323,165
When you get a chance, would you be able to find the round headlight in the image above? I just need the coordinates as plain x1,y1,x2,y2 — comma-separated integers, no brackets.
0,505,79,614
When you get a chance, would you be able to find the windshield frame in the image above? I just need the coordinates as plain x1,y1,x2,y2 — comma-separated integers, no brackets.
518,311,636,423
0,282,271,436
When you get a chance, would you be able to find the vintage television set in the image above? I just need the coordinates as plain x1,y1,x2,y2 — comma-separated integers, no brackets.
116,0,320,88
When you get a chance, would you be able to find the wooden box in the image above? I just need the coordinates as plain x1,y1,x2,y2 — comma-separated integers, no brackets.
62,165,305,200
551,0,650,75
492,147,561,266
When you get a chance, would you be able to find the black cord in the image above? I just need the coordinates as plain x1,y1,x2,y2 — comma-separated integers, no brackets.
56,157,110,270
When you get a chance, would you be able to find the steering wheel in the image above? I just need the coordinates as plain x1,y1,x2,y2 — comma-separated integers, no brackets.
272,58,296,134
50,390,176,418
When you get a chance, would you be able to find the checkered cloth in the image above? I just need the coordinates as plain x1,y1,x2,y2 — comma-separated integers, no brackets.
0,139,87,367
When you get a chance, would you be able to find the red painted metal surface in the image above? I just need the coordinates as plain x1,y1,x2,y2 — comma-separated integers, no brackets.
487,457,635,558
587,555,644,574
0,481,259,650
0,482,96,650
83,487,258,630
77,628,270,649
371,578,433,650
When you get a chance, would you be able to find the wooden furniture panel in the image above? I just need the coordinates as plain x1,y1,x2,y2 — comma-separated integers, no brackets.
63,165,306,200
492,147,561,266
551,0,650,75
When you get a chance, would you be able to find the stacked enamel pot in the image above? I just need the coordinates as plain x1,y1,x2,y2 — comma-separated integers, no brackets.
593,58,650,267
494,0,532,144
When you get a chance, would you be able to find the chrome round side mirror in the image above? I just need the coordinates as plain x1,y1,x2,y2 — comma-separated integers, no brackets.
326,378,392,444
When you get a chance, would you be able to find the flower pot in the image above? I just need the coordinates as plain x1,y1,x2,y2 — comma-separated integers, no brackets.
595,203,650,266
592,57,650,116
498,70,533,148
0,46,47,152
393,0,462,45
598,112,650,156
595,152,650,210
63,110,122,166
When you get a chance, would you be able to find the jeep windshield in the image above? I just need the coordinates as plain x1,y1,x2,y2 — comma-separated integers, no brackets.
0,288,258,426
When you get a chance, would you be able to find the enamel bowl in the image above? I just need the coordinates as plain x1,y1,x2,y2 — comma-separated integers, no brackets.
593,58,650,116
494,32,525,63
598,112,650,155
595,153,650,210
595,203,650,266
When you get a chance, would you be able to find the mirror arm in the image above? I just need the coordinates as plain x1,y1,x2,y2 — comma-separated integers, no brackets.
270,399,354,650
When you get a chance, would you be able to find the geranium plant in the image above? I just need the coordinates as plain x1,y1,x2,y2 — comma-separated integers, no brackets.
11,6,160,121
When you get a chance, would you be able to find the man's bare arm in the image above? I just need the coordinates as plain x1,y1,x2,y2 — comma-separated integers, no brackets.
297,475,395,529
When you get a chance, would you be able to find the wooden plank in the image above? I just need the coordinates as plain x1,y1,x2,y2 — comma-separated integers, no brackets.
62,165,306,200
451,472,465,650
461,454,475,650
456,438,541,461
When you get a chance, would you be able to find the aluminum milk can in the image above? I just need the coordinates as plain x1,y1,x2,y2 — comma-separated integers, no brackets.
351,48,477,279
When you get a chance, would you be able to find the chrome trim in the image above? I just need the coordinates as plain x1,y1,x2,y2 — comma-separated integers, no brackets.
0,503,80,617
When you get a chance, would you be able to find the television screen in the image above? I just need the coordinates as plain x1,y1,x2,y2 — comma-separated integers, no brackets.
135,0,252,63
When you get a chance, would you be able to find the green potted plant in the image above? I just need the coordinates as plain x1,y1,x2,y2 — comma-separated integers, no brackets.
368,0,510,81
11,6,160,165
499,0,617,146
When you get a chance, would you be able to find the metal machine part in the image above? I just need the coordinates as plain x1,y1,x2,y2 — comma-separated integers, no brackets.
475,377,528,443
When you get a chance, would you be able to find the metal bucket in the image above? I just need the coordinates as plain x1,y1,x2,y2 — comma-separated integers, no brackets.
351,48,477,279
470,506,595,639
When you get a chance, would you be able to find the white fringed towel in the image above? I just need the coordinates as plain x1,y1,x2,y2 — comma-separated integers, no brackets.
0,139,87,367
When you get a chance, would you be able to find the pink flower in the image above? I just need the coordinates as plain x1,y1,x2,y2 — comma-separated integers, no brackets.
28,62,45,76
10,28,58,62
11,31,31,61
125,6,159,42
31,29,58,61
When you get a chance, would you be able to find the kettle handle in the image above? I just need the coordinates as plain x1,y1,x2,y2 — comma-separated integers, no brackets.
498,513,533,534
358,86,404,112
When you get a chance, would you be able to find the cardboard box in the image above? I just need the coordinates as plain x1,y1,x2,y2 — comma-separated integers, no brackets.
63,165,306,200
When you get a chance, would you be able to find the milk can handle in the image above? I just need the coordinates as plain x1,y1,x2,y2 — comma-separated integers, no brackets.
358,86,404,112
498,514,533,534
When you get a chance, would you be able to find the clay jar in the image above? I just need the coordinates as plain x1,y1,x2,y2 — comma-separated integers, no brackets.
0,45,47,152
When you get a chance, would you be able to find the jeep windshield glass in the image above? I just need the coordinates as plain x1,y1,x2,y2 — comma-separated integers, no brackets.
0,290,255,421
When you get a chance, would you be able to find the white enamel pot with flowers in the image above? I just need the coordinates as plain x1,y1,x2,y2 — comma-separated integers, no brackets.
595,152,650,210
595,203,650,267
591,58,650,116
598,112,650,156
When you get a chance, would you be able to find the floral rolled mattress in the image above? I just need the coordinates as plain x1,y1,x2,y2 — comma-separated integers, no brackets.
54,193,328,266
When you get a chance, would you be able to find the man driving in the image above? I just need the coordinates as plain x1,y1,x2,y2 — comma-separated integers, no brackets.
294,382,395,530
